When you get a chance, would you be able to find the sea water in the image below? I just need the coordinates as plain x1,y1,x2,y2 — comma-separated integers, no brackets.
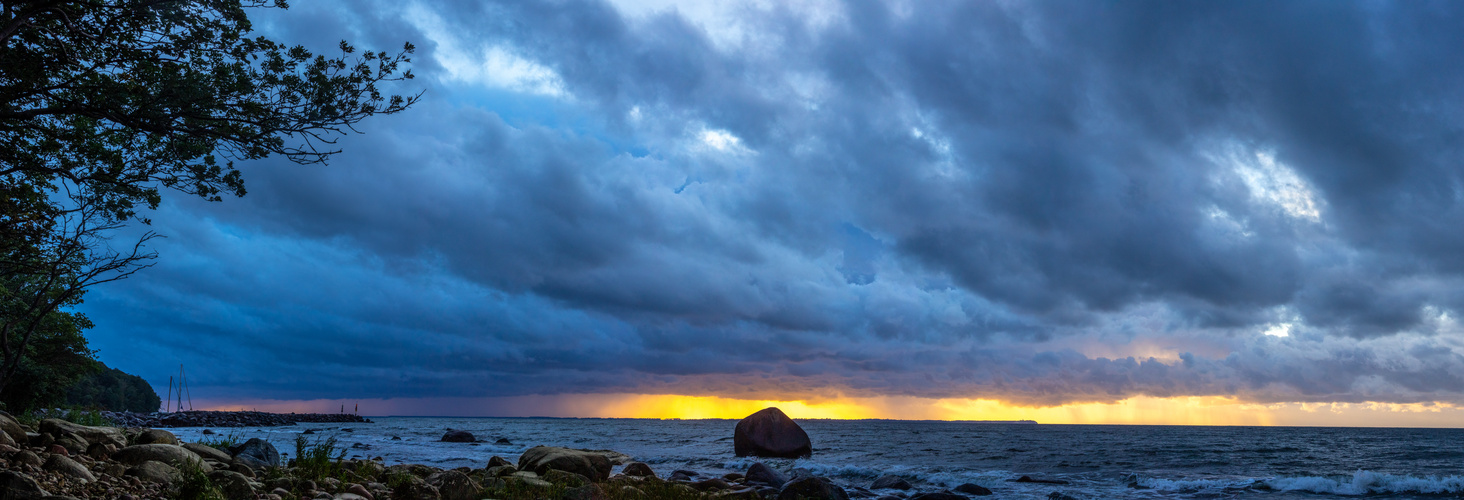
166,418,1464,499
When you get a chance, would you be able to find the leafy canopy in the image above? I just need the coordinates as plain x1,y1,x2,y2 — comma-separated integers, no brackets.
0,0,419,408
0,0,419,223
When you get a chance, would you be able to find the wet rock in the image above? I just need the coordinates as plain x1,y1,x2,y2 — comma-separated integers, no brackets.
694,478,733,491
114,443,210,472
37,419,126,448
1015,476,1069,485
954,483,992,495
734,407,812,458
668,470,698,482
440,430,474,443
746,463,789,488
487,456,513,468
495,437,512,445
622,462,656,478
43,453,96,483
135,429,179,445
229,438,280,469
778,476,849,500
870,476,912,490
909,492,965,500
0,471,49,499
517,446,612,482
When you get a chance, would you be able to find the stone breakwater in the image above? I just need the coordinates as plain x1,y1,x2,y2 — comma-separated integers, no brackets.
100,410,372,428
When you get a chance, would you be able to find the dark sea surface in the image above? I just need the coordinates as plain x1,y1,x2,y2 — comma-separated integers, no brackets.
168,418,1464,499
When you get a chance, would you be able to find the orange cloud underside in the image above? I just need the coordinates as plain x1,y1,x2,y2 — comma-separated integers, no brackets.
198,394,1464,427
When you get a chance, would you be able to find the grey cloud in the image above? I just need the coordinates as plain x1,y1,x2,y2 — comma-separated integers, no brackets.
78,0,1464,407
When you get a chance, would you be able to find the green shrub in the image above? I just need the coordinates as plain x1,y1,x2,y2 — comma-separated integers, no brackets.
196,431,245,451
176,459,225,500
293,434,346,482
60,409,112,426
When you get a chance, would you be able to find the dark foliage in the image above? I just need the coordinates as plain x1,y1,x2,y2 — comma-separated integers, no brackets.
65,362,161,412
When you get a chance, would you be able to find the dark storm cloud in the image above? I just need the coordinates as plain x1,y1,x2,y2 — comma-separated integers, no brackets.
78,0,1464,407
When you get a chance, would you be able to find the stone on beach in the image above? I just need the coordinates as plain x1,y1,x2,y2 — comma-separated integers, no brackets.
0,412,27,446
113,444,211,472
183,442,234,464
777,476,849,500
429,470,481,500
745,462,789,487
38,418,127,448
126,460,181,485
135,429,179,445
734,407,812,458
0,470,49,499
518,446,613,482
622,462,656,478
229,438,280,469
870,475,912,490
42,454,96,483
208,470,256,500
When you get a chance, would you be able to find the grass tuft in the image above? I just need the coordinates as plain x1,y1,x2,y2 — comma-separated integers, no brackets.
293,434,347,482
176,458,226,500
196,430,245,451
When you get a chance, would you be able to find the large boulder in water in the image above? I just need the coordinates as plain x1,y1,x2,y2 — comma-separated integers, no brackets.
734,407,811,458
441,430,475,442
517,446,612,482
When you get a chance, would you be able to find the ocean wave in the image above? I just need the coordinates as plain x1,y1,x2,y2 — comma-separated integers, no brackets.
1264,470,1464,496
1138,471,1464,496
1136,477,1256,492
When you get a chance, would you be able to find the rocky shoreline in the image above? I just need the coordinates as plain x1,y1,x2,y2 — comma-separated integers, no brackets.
98,411,372,429
0,408,1011,500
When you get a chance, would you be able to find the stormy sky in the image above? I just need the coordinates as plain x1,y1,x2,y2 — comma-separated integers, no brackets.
83,0,1464,413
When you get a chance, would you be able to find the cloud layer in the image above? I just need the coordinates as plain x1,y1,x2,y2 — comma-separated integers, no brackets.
83,0,1464,409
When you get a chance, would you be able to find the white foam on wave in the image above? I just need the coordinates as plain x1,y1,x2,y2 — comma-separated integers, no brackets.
1137,477,1256,492
1265,470,1464,496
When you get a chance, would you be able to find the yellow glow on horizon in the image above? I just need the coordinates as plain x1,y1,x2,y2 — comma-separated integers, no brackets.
196,394,1464,427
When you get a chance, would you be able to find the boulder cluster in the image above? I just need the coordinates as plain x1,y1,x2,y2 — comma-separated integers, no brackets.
0,407,1003,500
96,411,371,429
